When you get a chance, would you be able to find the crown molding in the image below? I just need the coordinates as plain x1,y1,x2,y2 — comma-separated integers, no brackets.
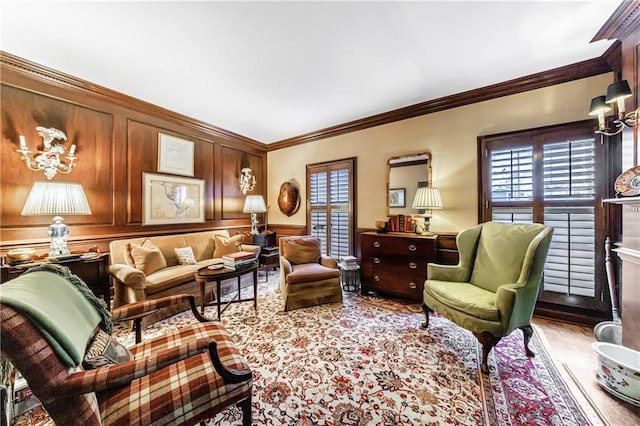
0,51,266,150
268,56,614,151
591,0,640,42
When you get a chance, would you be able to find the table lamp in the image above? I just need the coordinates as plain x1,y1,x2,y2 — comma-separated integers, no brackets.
243,195,267,235
21,181,92,257
411,187,443,235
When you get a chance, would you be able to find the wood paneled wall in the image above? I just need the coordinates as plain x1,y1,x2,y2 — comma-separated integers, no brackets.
0,53,267,255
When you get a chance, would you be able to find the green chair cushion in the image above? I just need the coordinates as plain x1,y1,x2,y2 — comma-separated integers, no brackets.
424,280,499,322
0,270,101,367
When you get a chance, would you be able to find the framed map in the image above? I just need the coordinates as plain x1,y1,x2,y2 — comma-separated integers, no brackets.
143,173,204,225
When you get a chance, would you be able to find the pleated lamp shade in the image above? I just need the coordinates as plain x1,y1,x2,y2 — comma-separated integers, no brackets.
412,187,443,210
22,182,92,216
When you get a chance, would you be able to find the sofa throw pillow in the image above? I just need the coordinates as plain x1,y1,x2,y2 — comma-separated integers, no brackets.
83,329,132,369
174,246,197,265
282,237,321,265
212,234,244,258
126,240,167,275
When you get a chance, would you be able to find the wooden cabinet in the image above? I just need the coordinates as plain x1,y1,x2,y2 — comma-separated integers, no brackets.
360,232,436,302
0,254,111,310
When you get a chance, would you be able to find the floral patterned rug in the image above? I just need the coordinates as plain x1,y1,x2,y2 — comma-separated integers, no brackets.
14,272,595,425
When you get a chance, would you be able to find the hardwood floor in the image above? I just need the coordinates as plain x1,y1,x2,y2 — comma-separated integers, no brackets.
534,317,640,425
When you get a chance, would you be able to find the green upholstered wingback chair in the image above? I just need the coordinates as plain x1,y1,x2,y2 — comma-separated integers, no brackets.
422,222,553,374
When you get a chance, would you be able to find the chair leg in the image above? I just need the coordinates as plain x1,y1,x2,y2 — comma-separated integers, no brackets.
238,395,252,426
421,304,431,329
520,325,535,357
474,332,501,375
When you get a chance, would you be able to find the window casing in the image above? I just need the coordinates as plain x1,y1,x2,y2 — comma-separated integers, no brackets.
479,121,609,313
307,158,356,258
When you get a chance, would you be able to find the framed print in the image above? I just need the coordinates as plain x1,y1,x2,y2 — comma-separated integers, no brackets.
388,188,406,208
158,133,194,176
143,173,205,225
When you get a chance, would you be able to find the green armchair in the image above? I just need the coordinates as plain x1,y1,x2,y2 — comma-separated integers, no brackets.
422,222,553,374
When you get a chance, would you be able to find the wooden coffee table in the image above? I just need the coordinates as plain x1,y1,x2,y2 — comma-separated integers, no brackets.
194,262,258,319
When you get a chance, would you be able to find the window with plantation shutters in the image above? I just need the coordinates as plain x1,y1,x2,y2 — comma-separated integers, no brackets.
480,121,608,315
307,158,355,259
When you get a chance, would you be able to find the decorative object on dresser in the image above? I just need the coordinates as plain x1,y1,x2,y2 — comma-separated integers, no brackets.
243,195,267,234
16,127,77,180
360,232,437,302
21,181,92,257
411,186,443,235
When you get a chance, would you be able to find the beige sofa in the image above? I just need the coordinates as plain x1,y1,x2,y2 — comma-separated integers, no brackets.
109,230,259,324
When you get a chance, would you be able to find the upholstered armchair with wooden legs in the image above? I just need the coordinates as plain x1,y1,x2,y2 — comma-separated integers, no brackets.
422,222,553,374
279,236,342,311
0,264,252,425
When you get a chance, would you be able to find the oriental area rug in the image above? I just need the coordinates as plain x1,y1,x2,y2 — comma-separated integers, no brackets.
14,273,598,426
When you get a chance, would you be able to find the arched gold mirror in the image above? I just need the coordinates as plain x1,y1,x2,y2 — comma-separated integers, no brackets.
386,152,432,217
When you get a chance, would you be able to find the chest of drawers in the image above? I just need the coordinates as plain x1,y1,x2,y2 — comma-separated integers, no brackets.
360,232,436,302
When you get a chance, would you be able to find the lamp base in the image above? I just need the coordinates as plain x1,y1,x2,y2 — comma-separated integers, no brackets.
250,213,259,235
48,216,71,257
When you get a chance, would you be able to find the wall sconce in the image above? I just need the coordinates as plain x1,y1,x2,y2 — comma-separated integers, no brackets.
21,181,92,257
589,80,639,136
17,127,77,180
243,195,266,235
412,187,443,235
239,167,256,195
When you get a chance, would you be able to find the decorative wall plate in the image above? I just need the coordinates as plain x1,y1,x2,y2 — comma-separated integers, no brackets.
278,181,300,216
614,165,640,197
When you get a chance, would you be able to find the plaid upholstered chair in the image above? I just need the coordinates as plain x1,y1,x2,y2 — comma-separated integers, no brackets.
0,264,252,425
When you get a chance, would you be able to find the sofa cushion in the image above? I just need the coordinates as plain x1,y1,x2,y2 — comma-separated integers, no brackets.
174,247,197,265
126,240,167,275
282,237,321,265
213,234,244,258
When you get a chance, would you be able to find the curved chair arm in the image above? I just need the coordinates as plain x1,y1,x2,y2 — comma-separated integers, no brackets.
241,244,261,255
320,256,338,269
109,264,146,290
64,338,213,394
427,263,471,282
111,294,211,324
208,341,253,383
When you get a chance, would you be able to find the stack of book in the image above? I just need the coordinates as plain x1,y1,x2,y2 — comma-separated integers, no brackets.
222,251,257,270
339,255,359,270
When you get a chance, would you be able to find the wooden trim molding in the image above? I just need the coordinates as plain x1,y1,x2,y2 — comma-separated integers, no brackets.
591,0,640,42
0,51,265,150
268,57,614,151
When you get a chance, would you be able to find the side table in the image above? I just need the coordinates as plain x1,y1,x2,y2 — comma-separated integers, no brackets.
258,247,279,282
194,263,258,319
0,254,112,310
339,263,361,292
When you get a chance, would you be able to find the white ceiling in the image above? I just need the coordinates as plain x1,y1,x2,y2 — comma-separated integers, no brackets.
1,1,621,144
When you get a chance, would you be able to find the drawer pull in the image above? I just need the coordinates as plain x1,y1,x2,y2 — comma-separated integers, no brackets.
408,282,417,289
409,262,417,269
374,275,380,282
373,241,381,248
374,257,381,264
408,244,417,252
